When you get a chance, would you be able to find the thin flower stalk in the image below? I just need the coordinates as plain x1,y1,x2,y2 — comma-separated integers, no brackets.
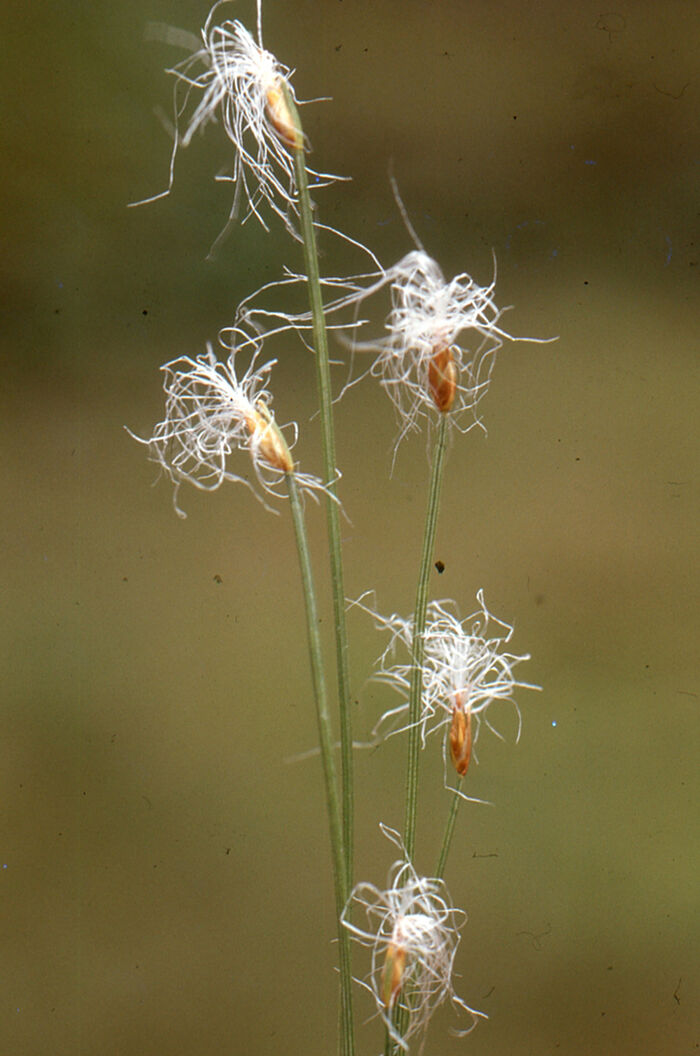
435,778,464,881
286,473,355,1056
404,413,449,862
342,826,485,1053
283,83,355,895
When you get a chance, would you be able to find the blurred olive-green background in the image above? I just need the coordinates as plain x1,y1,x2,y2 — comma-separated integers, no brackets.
3,0,698,1053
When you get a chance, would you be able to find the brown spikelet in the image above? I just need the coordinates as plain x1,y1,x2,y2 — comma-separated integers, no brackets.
449,699,473,777
265,80,303,150
382,941,407,1009
244,406,294,473
428,343,457,413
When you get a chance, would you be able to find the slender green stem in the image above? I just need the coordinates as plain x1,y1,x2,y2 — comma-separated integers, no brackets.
435,778,464,879
286,472,355,1056
285,86,354,894
403,414,450,861
385,415,450,1056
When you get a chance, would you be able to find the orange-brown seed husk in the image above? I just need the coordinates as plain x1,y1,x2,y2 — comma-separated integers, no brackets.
449,701,473,777
265,80,303,151
428,343,457,413
382,941,407,1009
244,406,294,474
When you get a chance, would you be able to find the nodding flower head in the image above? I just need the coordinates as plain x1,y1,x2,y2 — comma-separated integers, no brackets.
341,825,485,1050
353,590,540,791
344,250,511,449
132,0,338,233
129,339,330,516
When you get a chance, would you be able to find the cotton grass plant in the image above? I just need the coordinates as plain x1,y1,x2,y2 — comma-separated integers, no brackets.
130,2,547,1053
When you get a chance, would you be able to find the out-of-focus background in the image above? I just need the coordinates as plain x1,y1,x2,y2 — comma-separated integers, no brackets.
3,0,698,1053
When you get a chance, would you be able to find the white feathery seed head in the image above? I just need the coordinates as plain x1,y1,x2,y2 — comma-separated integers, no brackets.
342,825,485,1051
129,338,330,516
339,249,511,450
249,177,555,456
353,591,540,795
131,0,339,234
